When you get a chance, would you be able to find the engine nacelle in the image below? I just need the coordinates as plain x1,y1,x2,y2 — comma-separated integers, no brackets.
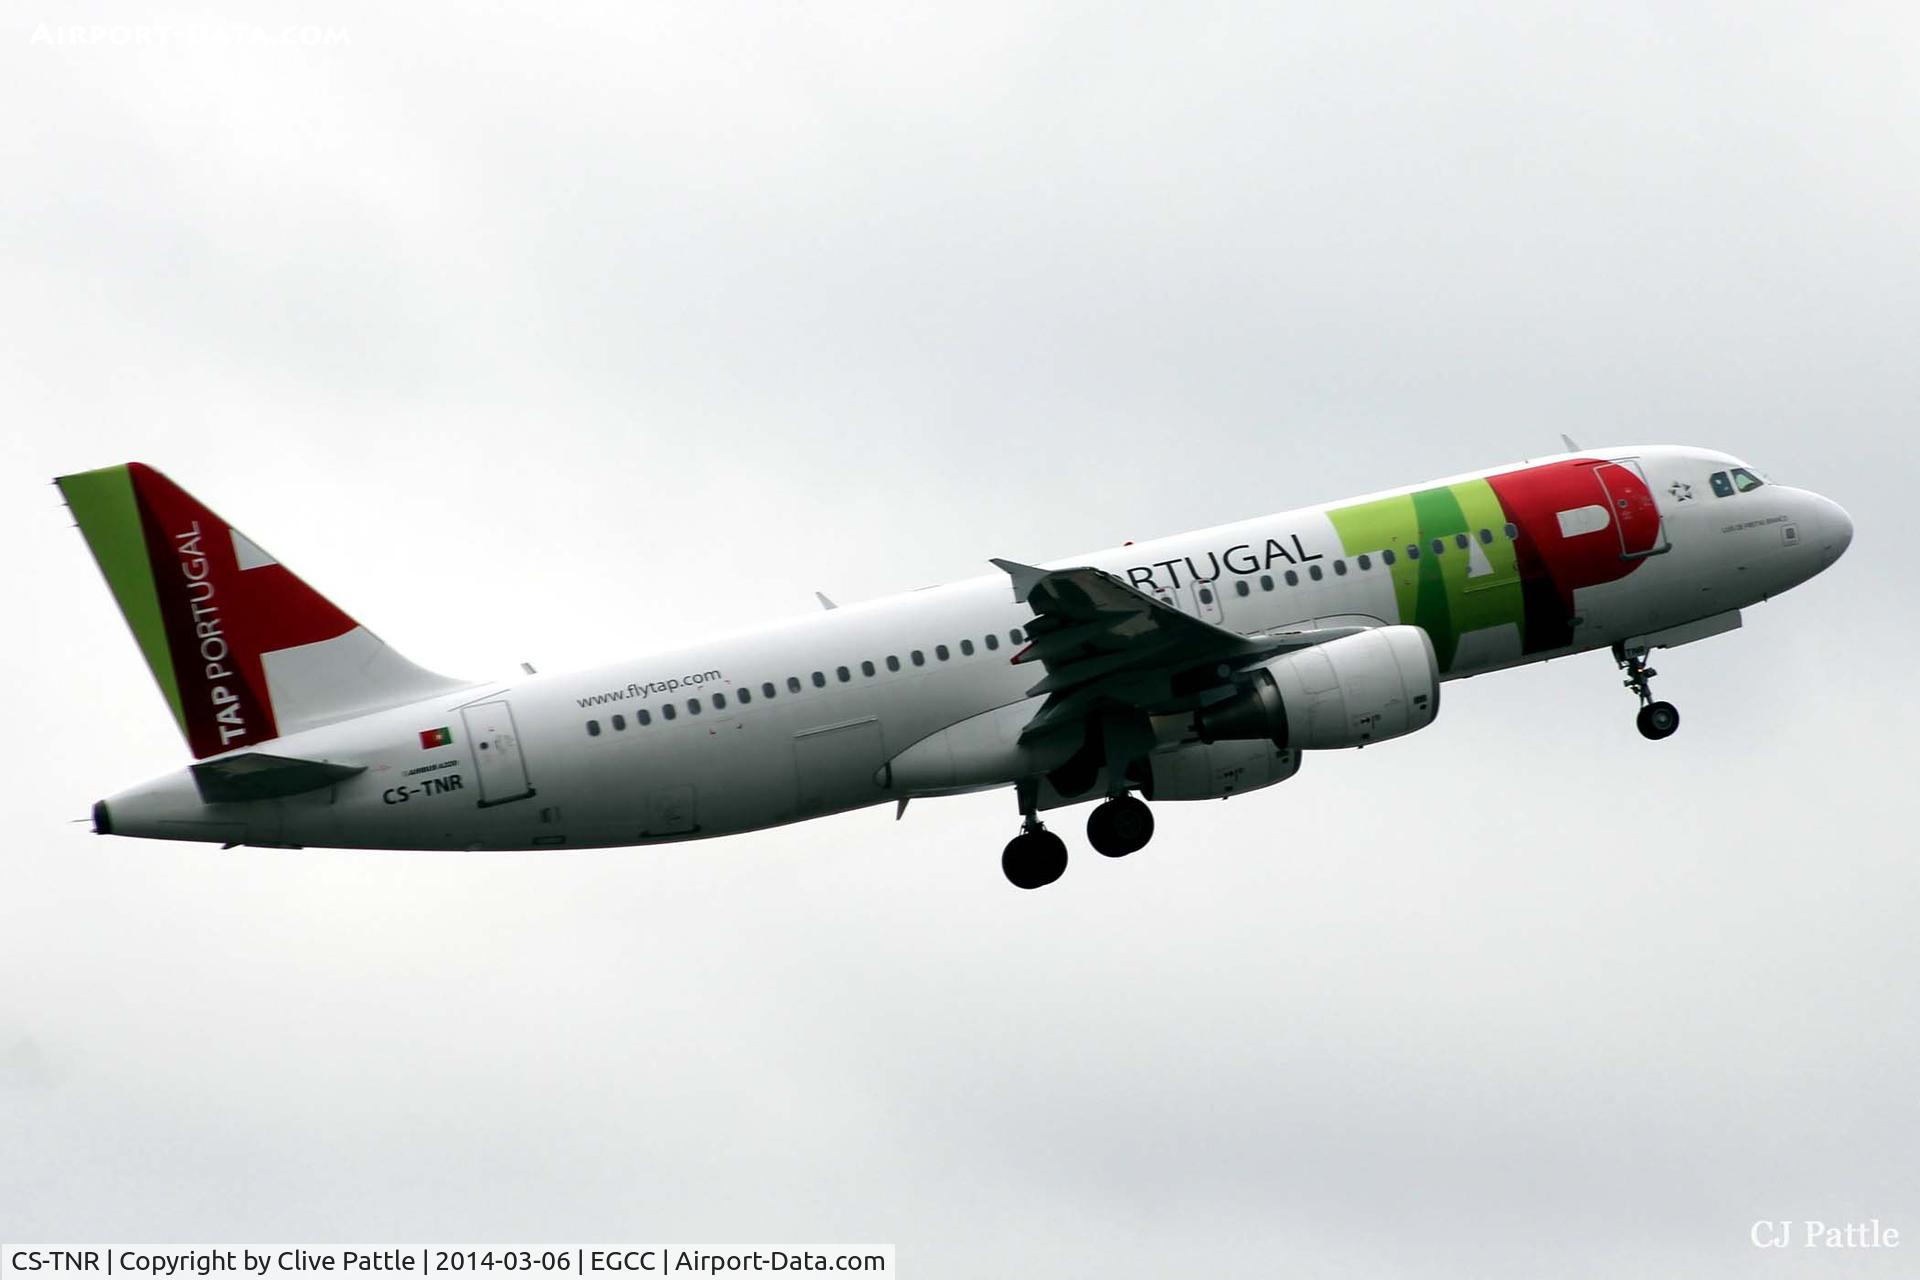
1143,740,1301,802
1194,625,1439,750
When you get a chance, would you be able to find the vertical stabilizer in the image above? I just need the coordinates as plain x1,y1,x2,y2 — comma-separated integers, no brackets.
57,463,469,758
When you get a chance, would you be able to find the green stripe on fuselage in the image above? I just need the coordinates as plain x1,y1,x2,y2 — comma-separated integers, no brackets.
1327,478,1523,671
56,464,186,736
1324,492,1421,621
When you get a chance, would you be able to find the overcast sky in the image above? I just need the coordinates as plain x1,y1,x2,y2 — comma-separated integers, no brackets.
3,3,1916,1275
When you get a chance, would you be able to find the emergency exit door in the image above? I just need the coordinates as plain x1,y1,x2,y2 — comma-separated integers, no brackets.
461,699,537,808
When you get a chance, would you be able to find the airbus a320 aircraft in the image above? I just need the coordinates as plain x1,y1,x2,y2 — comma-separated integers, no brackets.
60,446,1849,888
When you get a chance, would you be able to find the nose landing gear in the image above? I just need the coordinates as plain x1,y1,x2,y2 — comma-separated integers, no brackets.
1615,642,1681,740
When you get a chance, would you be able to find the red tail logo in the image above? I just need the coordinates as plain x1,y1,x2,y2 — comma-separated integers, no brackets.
129,465,356,756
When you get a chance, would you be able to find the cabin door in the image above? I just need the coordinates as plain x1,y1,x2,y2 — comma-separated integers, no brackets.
460,699,536,808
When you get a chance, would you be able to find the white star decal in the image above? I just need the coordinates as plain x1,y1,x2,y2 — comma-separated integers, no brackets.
1669,482,1694,502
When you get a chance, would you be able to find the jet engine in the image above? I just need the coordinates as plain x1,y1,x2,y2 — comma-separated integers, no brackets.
1193,625,1439,750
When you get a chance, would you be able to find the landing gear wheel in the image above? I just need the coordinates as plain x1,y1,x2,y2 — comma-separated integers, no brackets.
1636,700,1680,740
1615,643,1680,742
1002,829,1068,889
1087,795,1155,858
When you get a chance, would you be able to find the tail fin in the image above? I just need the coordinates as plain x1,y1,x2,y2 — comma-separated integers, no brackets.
57,463,469,758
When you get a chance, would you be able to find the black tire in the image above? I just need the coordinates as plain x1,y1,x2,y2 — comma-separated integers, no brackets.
1636,700,1680,740
1002,830,1069,889
1086,795,1155,858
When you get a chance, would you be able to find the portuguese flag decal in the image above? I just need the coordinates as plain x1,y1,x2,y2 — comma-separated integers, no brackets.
419,726,453,749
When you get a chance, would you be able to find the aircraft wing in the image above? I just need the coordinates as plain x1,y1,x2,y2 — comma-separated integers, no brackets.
989,559,1363,740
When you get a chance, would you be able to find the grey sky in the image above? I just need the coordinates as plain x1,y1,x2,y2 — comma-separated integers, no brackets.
3,3,1916,1275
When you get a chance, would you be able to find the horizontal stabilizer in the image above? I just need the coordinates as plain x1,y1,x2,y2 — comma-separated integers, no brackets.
190,752,366,803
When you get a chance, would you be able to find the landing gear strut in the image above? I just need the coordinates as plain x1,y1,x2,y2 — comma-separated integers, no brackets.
1002,778,1067,890
1084,712,1155,859
1614,642,1680,741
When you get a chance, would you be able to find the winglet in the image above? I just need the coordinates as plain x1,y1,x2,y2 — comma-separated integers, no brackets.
1560,433,1582,452
814,591,838,611
989,557,1049,604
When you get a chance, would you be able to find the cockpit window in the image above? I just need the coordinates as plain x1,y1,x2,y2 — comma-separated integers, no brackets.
1709,471,1734,498
1731,467,1765,493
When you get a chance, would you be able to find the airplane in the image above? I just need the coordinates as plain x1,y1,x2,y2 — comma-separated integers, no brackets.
58,445,1851,889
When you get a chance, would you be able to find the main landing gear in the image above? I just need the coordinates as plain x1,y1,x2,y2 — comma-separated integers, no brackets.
1615,642,1680,741
1001,780,1156,888
1087,794,1154,858
1002,780,1068,890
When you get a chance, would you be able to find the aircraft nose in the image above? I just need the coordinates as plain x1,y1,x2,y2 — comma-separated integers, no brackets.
1811,493,1853,566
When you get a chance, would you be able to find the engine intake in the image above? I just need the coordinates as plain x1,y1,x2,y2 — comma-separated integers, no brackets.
1194,625,1439,750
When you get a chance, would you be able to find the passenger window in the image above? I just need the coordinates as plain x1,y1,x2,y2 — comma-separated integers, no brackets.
1357,554,1371,570
911,649,925,666
787,676,802,694
761,682,776,699
1234,580,1250,597
811,671,826,688
662,703,677,721
1010,629,1024,643
1455,532,1470,549
1478,528,1493,544
985,634,1000,651
836,666,851,683
1308,564,1324,581
1406,544,1420,560
861,660,876,677
886,655,900,672
712,693,726,710
586,719,601,737
960,639,975,656
1333,559,1347,576
1709,471,1734,498
1285,570,1299,586
687,698,702,715
1503,522,1519,539
1431,539,1446,555
1260,574,1274,591
1382,548,1396,566
736,688,750,705
1198,587,1215,604
1731,467,1765,493
936,644,950,661
611,714,626,731
637,709,652,726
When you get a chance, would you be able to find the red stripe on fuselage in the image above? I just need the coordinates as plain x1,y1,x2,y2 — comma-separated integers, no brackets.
1485,458,1653,654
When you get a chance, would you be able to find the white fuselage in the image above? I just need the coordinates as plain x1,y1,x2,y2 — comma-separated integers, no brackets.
99,445,1851,851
